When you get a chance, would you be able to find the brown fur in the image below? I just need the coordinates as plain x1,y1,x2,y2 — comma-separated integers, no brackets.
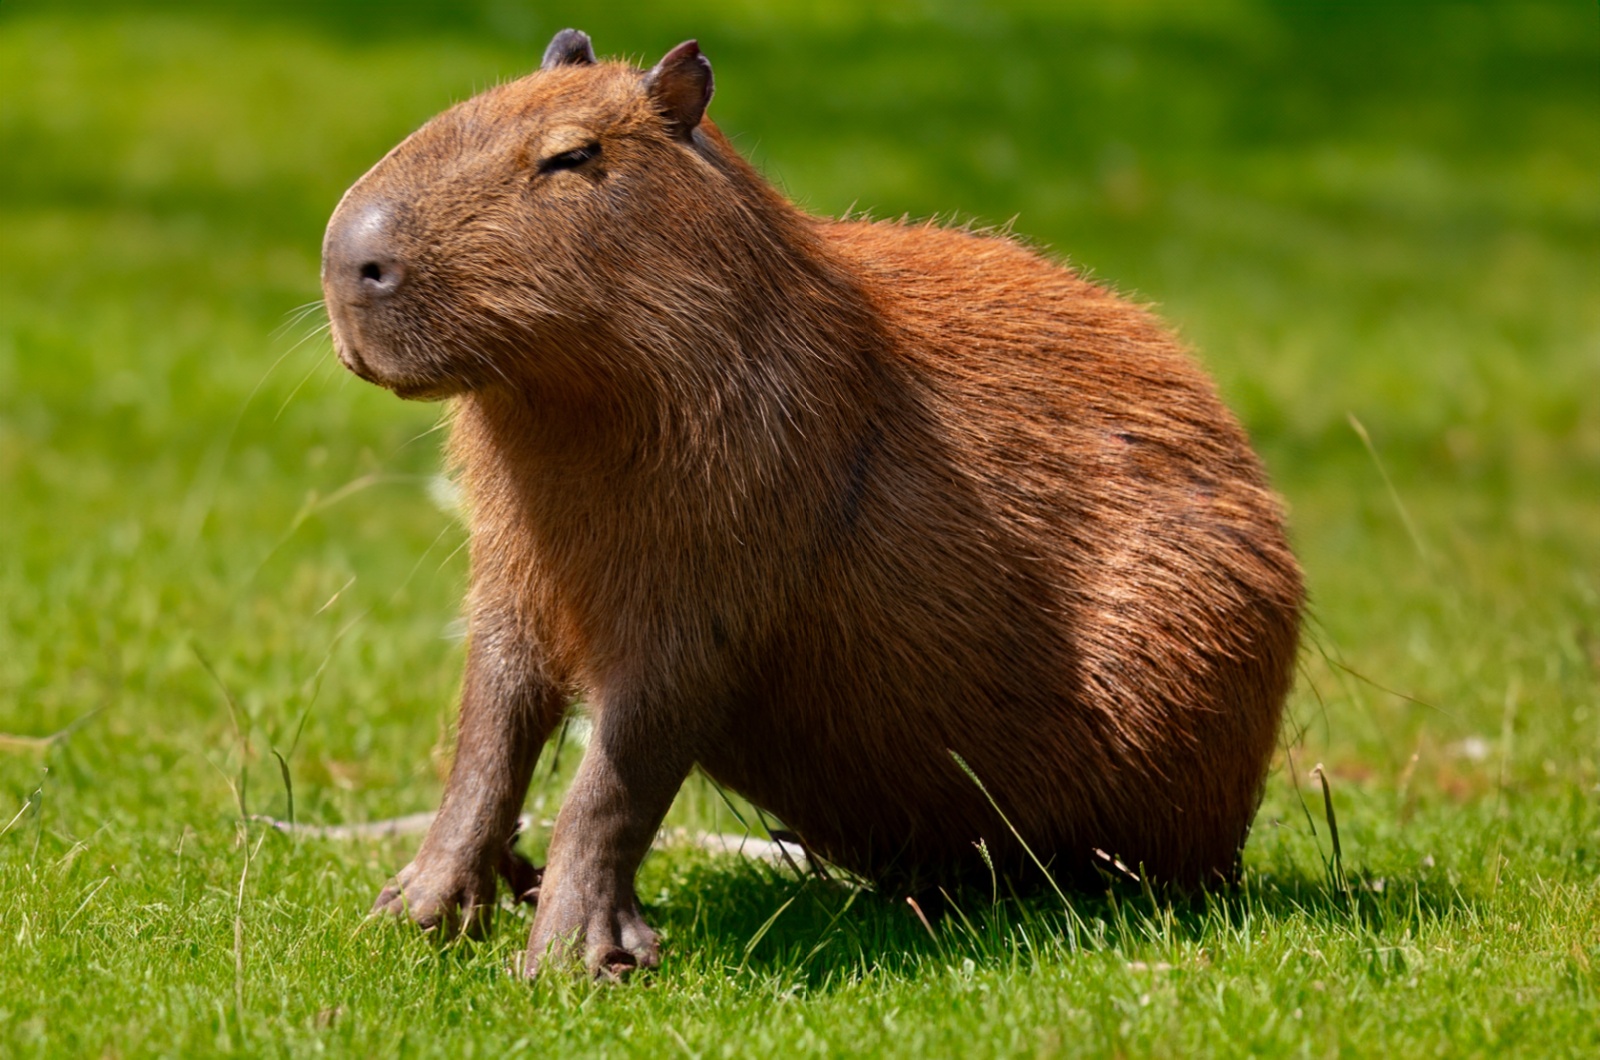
322,32,1302,976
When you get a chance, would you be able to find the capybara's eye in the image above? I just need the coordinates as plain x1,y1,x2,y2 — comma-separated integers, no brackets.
539,143,600,174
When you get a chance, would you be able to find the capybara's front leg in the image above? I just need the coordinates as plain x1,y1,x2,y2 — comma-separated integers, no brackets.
524,703,694,978
373,620,565,937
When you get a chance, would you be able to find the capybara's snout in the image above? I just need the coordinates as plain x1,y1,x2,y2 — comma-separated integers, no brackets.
320,194,466,400
321,198,405,380
323,199,407,306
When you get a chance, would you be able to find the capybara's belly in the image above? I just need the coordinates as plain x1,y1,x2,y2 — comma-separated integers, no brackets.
693,661,1111,890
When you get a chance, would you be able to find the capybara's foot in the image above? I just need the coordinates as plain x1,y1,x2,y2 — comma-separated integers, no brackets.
523,881,659,980
372,854,497,938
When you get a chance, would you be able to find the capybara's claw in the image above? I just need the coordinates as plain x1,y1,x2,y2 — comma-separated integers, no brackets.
523,895,660,980
371,859,496,939
596,947,639,982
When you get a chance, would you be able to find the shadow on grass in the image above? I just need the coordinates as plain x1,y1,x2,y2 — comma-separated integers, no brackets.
643,854,1477,987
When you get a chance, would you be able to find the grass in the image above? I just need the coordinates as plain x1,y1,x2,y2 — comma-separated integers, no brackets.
1,0,1597,1055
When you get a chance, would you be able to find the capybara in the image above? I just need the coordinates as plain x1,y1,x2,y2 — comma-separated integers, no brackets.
321,30,1303,977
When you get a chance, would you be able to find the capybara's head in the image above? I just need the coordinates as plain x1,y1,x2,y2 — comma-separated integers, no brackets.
321,30,723,401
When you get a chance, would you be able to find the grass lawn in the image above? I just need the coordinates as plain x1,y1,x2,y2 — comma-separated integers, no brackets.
2,1,1597,1055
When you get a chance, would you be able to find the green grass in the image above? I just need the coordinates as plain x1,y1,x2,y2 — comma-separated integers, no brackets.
2,1,1597,1055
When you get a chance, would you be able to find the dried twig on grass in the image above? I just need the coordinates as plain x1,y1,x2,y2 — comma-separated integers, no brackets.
0,707,106,755
251,812,811,870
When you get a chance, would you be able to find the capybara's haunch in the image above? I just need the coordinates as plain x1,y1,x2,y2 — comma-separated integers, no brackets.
322,30,1303,977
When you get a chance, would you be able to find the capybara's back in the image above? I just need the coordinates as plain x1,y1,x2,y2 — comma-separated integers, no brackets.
324,31,1303,974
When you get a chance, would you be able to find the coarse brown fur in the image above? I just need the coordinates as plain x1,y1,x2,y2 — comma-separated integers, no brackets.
321,31,1303,977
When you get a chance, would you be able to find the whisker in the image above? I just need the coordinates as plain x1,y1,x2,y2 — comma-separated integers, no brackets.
245,321,328,415
272,299,328,340
274,355,333,422
282,320,333,360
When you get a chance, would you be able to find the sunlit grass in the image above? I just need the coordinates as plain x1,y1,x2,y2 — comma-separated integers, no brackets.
1,1,1597,1055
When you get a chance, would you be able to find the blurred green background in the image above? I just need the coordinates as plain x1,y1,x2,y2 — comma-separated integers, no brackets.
1,1,1597,1055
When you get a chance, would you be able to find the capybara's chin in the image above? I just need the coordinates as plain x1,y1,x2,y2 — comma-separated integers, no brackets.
325,28,1303,979
388,377,465,402
330,328,475,401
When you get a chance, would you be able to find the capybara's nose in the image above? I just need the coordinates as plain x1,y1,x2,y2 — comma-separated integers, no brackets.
324,201,406,301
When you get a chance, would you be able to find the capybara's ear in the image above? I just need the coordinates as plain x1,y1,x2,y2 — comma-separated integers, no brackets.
645,40,713,141
540,28,595,70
